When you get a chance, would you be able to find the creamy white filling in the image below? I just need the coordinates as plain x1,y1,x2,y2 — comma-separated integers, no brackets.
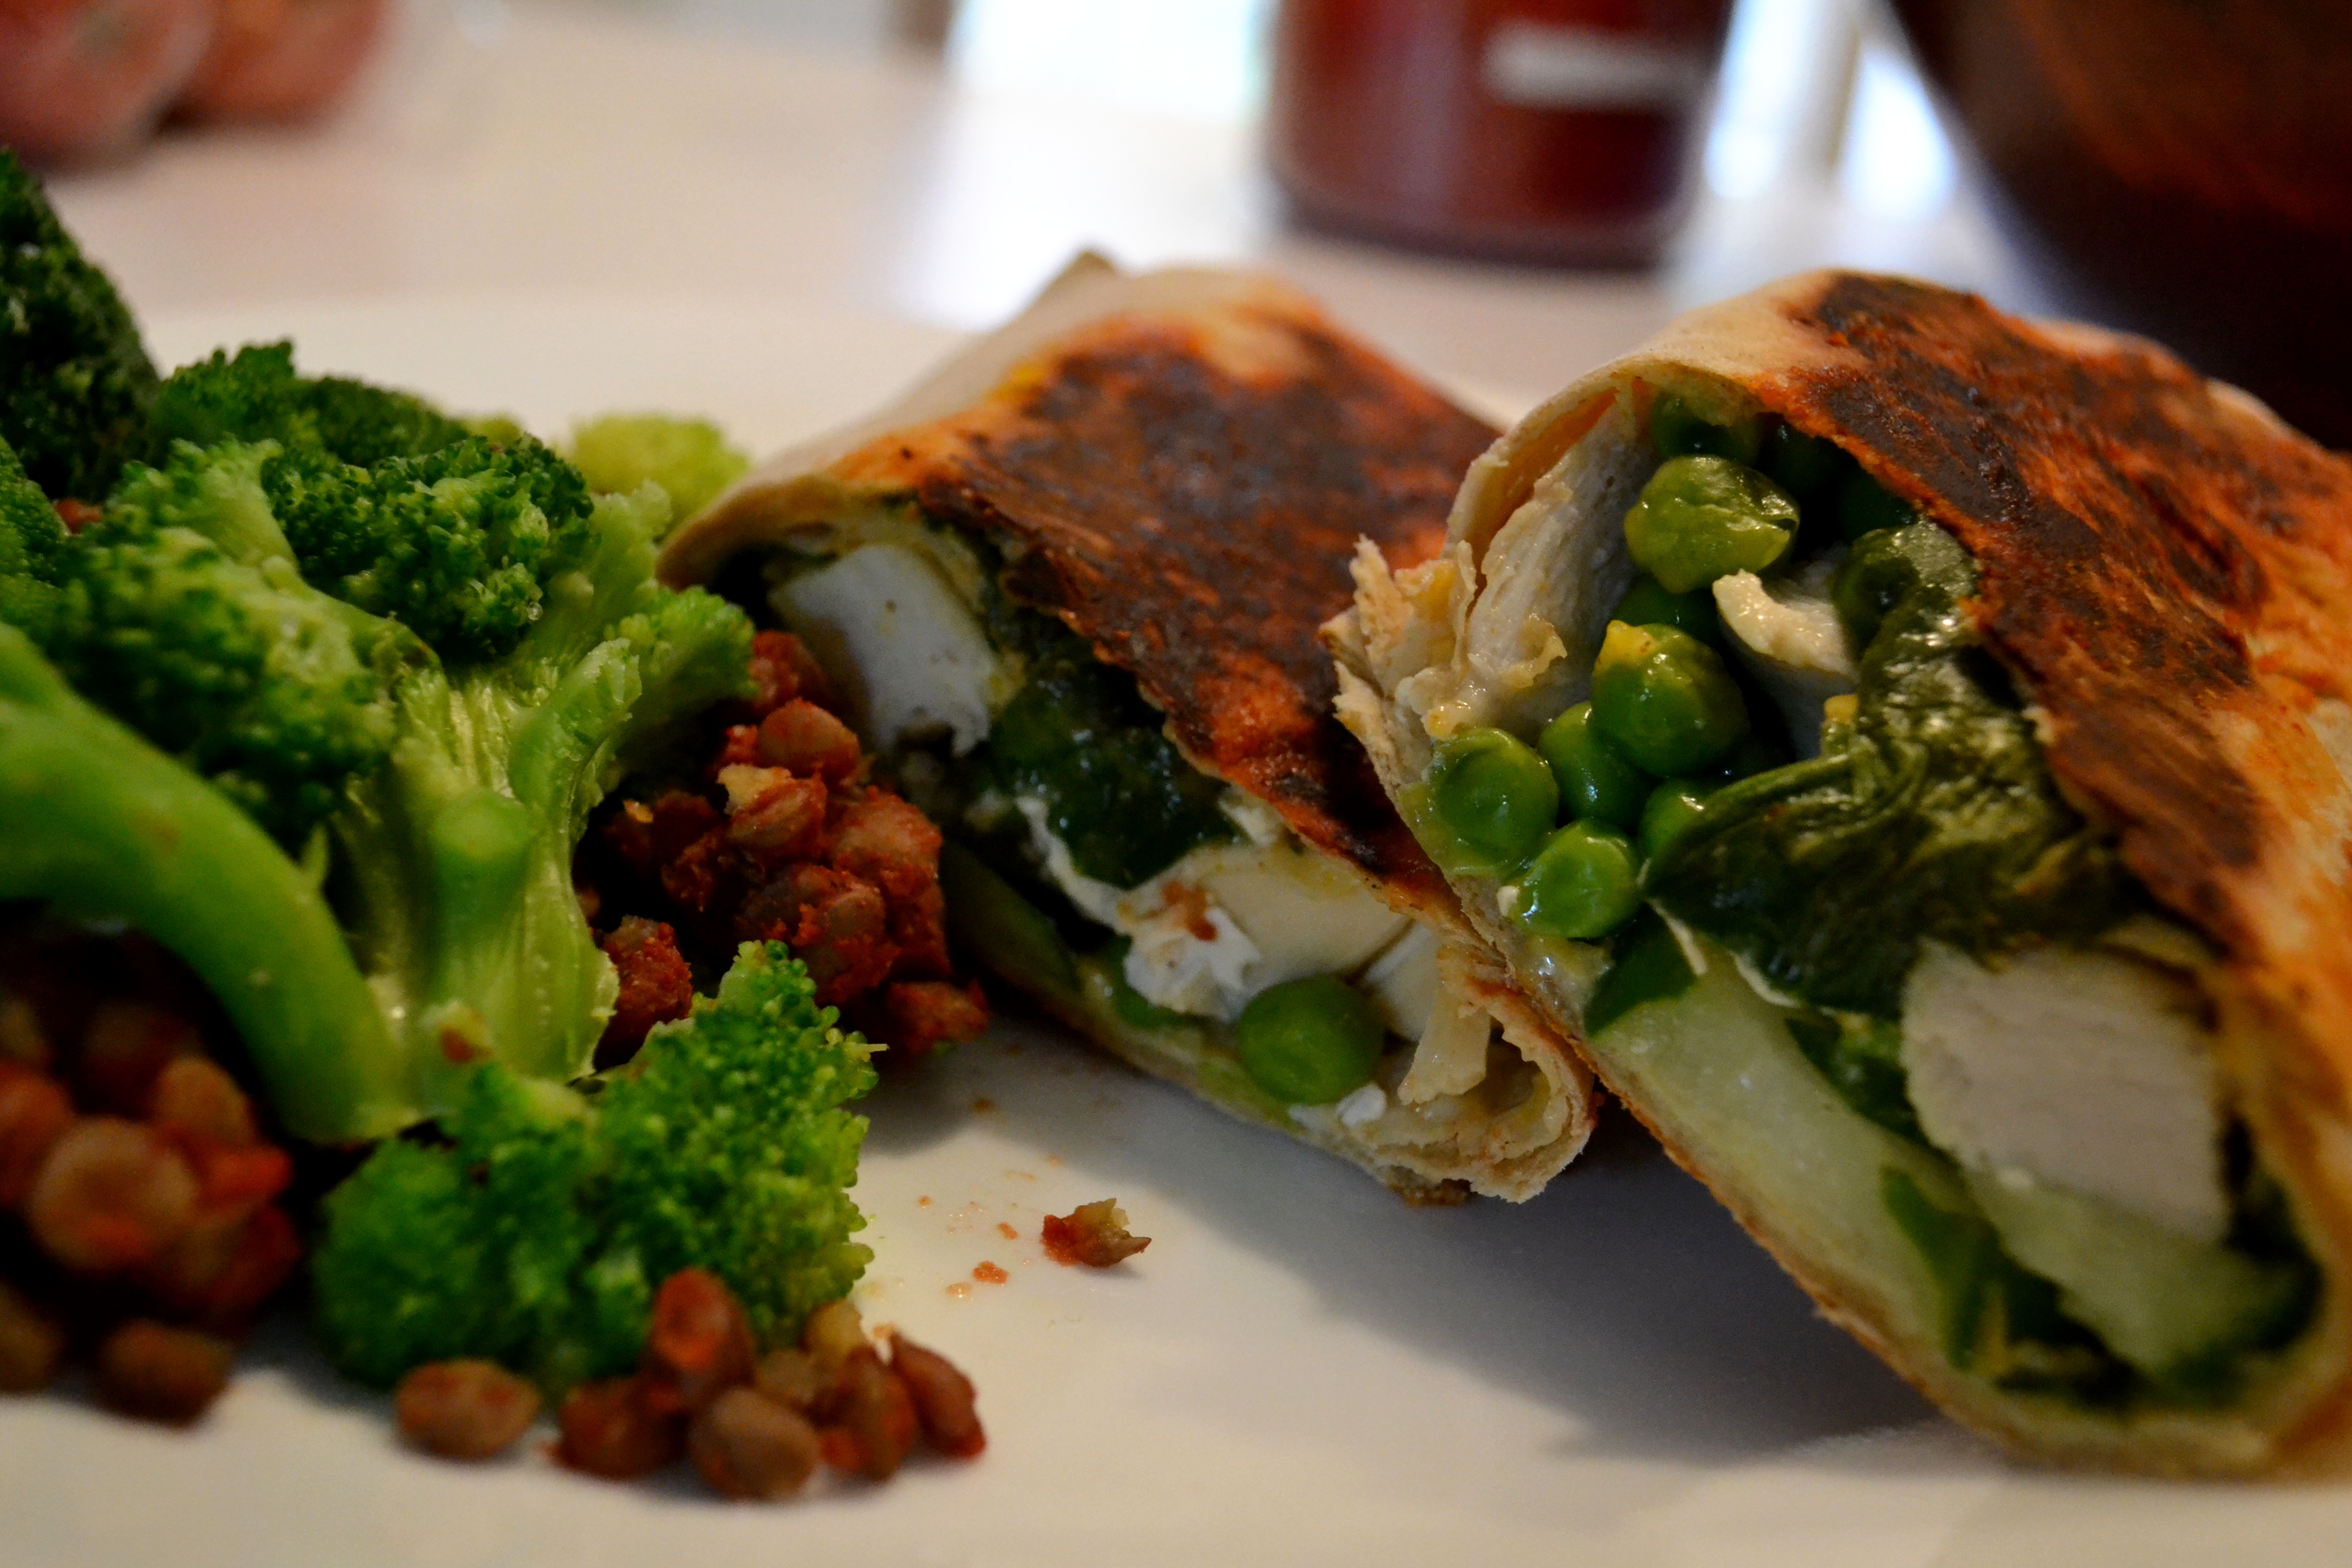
1900,940,2228,1244
1712,557,1854,758
771,543,1008,754
1013,795,1410,1023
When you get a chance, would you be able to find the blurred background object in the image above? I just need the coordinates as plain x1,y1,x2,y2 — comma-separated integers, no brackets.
0,0,394,163
176,0,394,124
0,0,216,164
1265,0,1736,266
29,0,2349,445
1892,0,2352,446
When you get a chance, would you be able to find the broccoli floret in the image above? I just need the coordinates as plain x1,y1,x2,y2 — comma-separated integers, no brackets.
21,422,750,1138
151,344,587,662
43,442,409,846
266,435,594,662
566,413,749,524
312,942,875,1390
328,480,753,1117
0,438,68,643
0,150,159,501
3,189,772,1155
149,341,468,468
0,621,409,1142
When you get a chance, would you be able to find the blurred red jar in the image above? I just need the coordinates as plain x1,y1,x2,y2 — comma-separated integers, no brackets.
1268,0,1734,266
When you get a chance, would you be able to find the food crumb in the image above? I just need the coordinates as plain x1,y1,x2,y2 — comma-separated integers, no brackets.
946,1283,971,1300
1041,1199,1150,1268
971,1262,1008,1285
995,1222,1017,1241
971,1096,995,1114
1003,1169,1035,1182
917,1196,932,1208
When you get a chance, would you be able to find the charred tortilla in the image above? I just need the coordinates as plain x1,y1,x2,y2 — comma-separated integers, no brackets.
1329,270,2352,1472
663,256,1593,1202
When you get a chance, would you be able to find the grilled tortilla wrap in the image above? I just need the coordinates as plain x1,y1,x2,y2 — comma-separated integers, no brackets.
1328,271,2352,1472
661,256,1591,1202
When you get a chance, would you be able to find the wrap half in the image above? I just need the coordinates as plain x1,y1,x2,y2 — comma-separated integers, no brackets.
1328,271,2352,1471
660,256,1592,1202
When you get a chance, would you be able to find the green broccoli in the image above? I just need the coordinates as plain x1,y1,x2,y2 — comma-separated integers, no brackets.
312,942,876,1391
327,480,753,1120
45,440,410,846
0,151,159,501
10,407,751,1136
0,621,409,1141
0,438,68,643
566,413,750,524
264,435,595,663
148,341,469,468
150,343,591,662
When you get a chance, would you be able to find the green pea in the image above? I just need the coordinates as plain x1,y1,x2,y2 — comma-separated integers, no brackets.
1650,390,1763,465
1638,779,1712,862
1538,702,1649,829
1512,822,1643,941
1427,726,1560,869
1623,455,1799,594
1762,421,1851,504
1589,621,1751,777
1836,467,1920,544
1234,974,1384,1105
1610,574,1719,643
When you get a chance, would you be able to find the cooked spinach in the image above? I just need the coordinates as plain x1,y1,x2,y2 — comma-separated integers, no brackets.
1786,1013,1922,1142
1582,906,1695,1036
1643,522,2133,1016
975,564,1234,891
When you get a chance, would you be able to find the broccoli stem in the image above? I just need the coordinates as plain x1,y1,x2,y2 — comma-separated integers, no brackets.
333,676,622,1118
330,491,749,1117
0,624,408,1142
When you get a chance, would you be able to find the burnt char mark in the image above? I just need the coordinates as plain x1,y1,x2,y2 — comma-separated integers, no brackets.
1774,275,2352,940
922,314,1489,893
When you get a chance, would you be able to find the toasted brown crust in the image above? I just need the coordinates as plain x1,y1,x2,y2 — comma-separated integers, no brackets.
869,313,1487,895
666,267,1486,905
1759,276,2352,965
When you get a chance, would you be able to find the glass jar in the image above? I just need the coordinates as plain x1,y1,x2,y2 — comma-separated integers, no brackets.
1267,0,1734,266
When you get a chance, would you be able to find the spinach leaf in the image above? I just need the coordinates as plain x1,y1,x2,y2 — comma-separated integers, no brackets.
1644,523,2132,1016
1786,1014,1922,1142
978,569,1234,891
1583,906,1695,1036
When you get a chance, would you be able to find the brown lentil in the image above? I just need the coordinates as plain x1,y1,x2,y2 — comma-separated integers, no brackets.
554,1377,684,1479
0,1280,64,1393
395,1360,543,1460
891,1333,985,1459
690,1387,822,1500
94,1320,233,1425
25,1117,199,1273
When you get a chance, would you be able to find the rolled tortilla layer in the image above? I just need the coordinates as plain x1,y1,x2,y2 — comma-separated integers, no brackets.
661,255,1592,1202
1328,271,2352,1472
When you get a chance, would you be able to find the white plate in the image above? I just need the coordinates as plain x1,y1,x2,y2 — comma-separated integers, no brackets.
5,297,2344,1567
